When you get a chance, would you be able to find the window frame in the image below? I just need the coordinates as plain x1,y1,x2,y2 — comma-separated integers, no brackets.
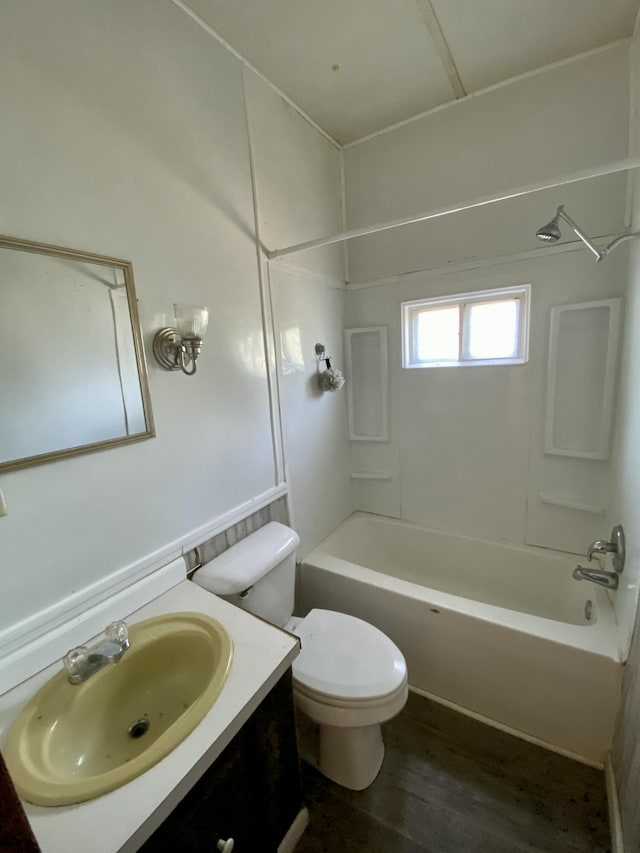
401,284,531,369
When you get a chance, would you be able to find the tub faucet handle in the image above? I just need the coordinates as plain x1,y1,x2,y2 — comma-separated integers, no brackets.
587,540,613,560
586,525,625,573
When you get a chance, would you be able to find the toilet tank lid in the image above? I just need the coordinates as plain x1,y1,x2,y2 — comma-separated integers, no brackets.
192,522,300,596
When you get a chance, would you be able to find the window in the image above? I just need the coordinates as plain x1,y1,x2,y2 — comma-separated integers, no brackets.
402,284,530,368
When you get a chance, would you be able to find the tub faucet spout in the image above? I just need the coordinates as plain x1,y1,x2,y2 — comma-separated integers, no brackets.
572,565,618,590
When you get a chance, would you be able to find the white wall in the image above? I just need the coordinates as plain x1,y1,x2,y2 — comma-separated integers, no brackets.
344,44,630,283
0,2,277,642
242,70,344,284
270,264,351,556
243,71,352,556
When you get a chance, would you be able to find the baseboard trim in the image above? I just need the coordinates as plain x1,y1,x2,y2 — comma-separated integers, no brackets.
409,684,603,769
278,807,309,853
605,754,625,853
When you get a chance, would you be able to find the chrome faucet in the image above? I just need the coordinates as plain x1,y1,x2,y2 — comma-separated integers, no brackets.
63,621,130,684
586,525,626,573
572,565,619,590
587,539,615,561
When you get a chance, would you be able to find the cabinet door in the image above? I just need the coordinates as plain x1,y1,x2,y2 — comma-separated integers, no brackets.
139,721,272,852
139,670,302,853
247,669,302,848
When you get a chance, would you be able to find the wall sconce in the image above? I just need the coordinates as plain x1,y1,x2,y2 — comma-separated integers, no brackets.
153,303,209,376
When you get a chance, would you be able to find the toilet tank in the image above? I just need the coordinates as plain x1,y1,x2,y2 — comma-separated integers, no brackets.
192,522,300,627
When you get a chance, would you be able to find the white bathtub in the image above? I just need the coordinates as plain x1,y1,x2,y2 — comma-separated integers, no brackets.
298,512,623,766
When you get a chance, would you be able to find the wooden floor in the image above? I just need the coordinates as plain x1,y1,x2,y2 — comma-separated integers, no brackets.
295,693,610,853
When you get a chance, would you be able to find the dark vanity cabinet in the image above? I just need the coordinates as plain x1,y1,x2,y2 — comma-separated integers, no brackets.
139,670,303,853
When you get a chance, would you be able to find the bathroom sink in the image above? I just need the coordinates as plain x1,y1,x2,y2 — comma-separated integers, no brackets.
3,612,233,806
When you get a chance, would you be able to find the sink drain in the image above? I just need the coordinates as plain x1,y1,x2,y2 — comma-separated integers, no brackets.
128,718,150,739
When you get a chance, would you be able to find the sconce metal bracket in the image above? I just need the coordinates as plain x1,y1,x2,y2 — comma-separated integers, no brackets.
153,327,183,371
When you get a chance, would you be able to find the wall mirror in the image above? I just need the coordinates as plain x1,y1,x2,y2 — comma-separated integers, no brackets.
0,235,155,473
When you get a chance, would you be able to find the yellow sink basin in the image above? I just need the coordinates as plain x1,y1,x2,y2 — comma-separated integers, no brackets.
4,612,233,806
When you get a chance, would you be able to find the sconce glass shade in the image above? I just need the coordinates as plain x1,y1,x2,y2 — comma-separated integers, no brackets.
174,304,209,340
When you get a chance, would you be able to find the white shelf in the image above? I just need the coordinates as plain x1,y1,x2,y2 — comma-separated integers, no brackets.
539,493,605,515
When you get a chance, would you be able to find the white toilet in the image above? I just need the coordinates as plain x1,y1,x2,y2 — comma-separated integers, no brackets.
193,521,408,790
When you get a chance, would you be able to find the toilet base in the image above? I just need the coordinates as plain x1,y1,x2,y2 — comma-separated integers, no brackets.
318,722,385,791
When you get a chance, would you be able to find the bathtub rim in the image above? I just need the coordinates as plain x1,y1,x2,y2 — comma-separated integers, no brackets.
316,510,591,567
302,512,620,663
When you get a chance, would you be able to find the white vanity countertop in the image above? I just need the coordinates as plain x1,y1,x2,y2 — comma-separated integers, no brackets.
0,580,300,853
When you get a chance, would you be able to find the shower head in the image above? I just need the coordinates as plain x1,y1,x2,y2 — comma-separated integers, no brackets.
535,204,604,260
536,210,562,243
536,205,640,261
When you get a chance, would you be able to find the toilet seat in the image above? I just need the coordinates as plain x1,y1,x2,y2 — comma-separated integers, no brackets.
290,609,407,701
294,676,408,729
294,678,406,709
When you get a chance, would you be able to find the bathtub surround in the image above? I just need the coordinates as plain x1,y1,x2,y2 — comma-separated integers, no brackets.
342,41,629,557
345,249,626,556
341,47,630,578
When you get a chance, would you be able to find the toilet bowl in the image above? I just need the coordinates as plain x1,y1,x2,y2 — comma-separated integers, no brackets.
192,521,408,790
287,609,408,789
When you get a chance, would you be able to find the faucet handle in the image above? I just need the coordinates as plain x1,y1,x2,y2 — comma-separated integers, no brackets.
63,646,89,679
586,526,626,573
587,540,611,561
105,620,129,649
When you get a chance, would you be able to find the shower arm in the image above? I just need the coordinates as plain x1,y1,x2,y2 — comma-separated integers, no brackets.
601,233,640,258
556,205,640,262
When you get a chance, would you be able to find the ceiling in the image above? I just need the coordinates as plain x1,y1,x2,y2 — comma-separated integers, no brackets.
185,0,638,145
